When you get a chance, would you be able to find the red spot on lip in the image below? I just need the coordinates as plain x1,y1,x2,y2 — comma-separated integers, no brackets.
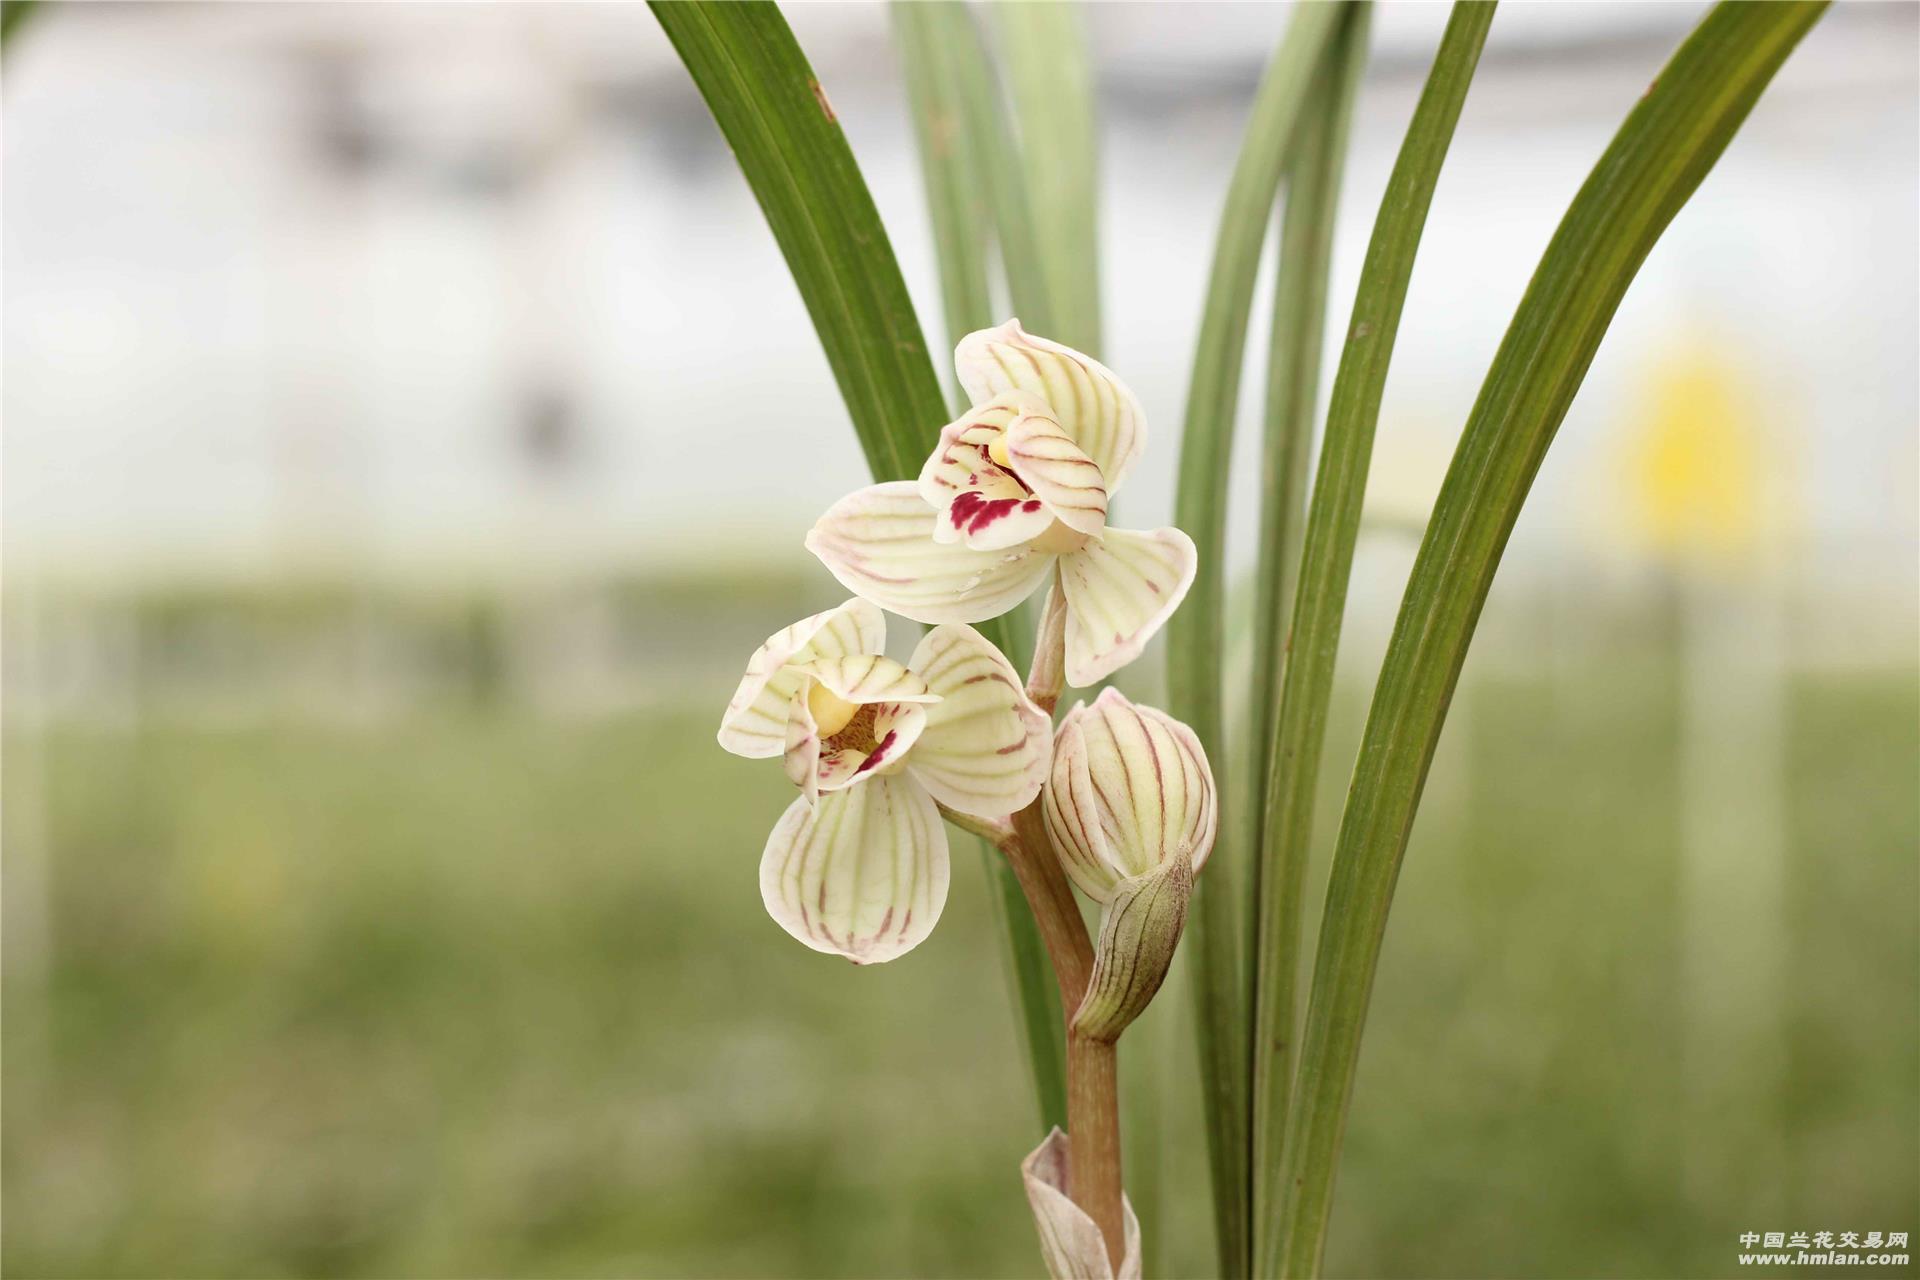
1022,499,1043,513
950,490,1023,535
854,731,898,774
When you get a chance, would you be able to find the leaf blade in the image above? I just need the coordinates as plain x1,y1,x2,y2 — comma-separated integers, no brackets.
1249,6,1493,1275
1274,5,1827,1274
991,1,1102,355
654,0,1067,1130
1165,5,1347,1273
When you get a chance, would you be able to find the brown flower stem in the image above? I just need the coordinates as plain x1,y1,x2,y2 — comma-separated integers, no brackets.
1002,803,1092,1008
1001,804,1125,1269
992,574,1126,1269
1067,1030,1125,1265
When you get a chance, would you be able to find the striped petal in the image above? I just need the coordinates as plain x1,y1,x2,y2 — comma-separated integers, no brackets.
718,599,885,758
783,657,937,802
1040,703,1117,900
807,481,1055,625
783,685,824,801
1020,1128,1144,1280
1042,688,1217,903
905,624,1051,820
918,394,1057,551
788,694,929,802
945,483,1055,552
955,319,1147,494
759,774,949,964
1056,526,1197,687
793,655,939,707
822,703,927,793
1006,407,1108,537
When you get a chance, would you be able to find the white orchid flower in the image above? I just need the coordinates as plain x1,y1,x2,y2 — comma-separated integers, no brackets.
717,598,1051,964
806,320,1198,688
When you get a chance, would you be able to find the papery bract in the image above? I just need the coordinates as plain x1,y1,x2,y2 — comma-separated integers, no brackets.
1021,1128,1143,1280
718,600,1050,963
807,320,1197,687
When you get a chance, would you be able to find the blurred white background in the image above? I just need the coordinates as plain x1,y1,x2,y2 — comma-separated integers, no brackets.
5,2,1914,668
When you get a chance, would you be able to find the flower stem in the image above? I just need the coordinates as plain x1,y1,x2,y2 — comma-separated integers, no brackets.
1000,582,1127,1268
1001,805,1091,1007
1068,1031,1124,1265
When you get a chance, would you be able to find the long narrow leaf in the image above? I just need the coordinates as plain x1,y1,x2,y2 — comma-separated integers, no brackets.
1250,6,1493,1274
897,1,1055,673
1,0,40,52
1243,16,1370,1255
894,2,995,374
893,0,1069,1131
650,1,943,482
991,1,1102,355
1166,5,1346,1274
655,0,1068,1129
1274,4,1827,1274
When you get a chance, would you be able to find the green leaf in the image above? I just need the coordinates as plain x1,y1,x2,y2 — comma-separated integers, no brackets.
1243,17,1371,1258
649,0,942,483
652,0,1066,1131
1274,4,1827,1275
0,0,39,53
1165,5,1347,1274
990,1,1102,355
1249,6,1492,1275
893,2,995,383
1248,7,1370,806
893,0,1057,673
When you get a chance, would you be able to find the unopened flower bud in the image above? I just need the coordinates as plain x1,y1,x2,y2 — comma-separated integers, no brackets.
1041,688,1216,1041
1041,688,1217,904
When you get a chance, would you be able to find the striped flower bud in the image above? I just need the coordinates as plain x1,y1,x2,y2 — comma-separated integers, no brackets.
1041,688,1217,1040
1041,688,1217,904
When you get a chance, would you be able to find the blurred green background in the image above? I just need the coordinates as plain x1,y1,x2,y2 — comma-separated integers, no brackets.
4,572,1913,1278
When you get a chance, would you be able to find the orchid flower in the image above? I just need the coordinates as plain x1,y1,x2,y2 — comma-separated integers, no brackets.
806,320,1198,688
717,598,1051,964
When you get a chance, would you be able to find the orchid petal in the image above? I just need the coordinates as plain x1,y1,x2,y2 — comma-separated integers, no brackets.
918,396,1018,512
791,655,939,706
918,393,1065,550
1057,526,1197,687
817,702,929,796
945,484,1057,552
783,685,823,803
956,320,1146,494
906,624,1051,820
759,774,948,964
807,482,1055,624
718,599,884,758
1006,408,1108,536
1020,1128,1143,1280
1040,700,1120,901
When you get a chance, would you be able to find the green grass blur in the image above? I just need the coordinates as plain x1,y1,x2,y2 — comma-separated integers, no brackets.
3,583,1914,1278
